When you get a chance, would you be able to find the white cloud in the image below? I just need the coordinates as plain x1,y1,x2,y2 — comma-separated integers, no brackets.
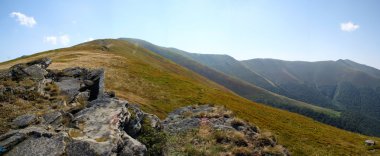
340,21,359,32
10,12,37,27
44,35,70,46
59,35,70,45
44,36,58,45
84,37,94,42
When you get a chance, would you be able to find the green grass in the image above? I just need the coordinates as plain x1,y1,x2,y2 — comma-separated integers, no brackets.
0,39,379,155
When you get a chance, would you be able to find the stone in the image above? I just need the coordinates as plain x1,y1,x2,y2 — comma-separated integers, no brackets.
23,64,48,80
55,77,81,102
26,58,52,69
0,133,26,150
124,105,145,136
73,91,90,103
9,64,29,80
42,111,62,124
11,114,36,128
0,126,55,154
120,133,147,156
5,137,65,156
9,58,51,80
83,80,94,86
365,140,376,146
66,140,98,156
69,98,130,155
86,69,105,101
61,67,87,77
143,114,162,130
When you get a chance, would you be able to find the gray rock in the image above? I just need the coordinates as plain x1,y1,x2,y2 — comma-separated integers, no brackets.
143,114,162,130
26,58,52,69
87,69,105,100
73,91,90,103
9,58,51,80
9,64,29,80
62,67,87,77
125,105,145,136
0,133,26,150
5,137,65,156
42,111,62,125
70,98,130,155
163,118,200,133
11,114,36,128
83,80,94,86
55,77,81,102
0,126,55,153
120,134,147,156
23,64,48,80
66,140,98,156
365,140,376,146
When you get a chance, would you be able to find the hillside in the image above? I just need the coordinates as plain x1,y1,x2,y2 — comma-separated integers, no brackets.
121,38,380,137
242,59,380,134
0,39,379,155
121,38,339,117
0,58,288,155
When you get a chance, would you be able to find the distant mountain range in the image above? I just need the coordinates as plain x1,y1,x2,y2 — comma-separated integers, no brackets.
123,38,380,136
2,38,379,155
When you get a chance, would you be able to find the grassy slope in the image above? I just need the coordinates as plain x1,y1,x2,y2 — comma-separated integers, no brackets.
121,38,340,117
1,39,379,155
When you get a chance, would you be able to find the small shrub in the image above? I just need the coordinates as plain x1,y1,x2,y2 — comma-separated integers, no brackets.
136,117,167,156
262,145,288,156
214,130,232,144
232,147,252,156
231,118,245,128
231,131,248,147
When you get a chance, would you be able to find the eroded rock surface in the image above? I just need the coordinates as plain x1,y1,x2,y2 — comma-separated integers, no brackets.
163,105,290,156
0,58,290,156
0,58,161,156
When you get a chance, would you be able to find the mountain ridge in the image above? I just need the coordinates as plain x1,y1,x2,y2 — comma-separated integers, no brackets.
122,38,380,137
0,38,379,155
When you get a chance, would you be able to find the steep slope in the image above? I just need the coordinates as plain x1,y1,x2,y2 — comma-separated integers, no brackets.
0,39,379,155
171,50,278,92
121,38,338,117
242,59,380,120
121,38,380,136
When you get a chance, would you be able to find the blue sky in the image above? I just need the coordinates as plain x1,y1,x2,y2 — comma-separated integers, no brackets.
1,0,380,69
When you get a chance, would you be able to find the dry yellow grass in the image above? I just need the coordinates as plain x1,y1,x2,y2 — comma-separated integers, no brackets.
1,39,379,155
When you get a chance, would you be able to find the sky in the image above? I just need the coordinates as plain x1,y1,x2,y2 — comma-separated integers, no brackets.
1,0,380,69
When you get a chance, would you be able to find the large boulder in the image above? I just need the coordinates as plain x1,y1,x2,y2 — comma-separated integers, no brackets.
42,111,62,125
5,137,65,156
68,98,130,155
365,140,376,146
9,58,51,80
120,133,147,156
0,58,165,156
54,68,105,103
11,114,36,128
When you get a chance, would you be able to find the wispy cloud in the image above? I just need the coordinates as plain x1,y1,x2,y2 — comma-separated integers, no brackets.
59,35,70,45
10,12,37,27
340,21,359,32
44,35,71,46
44,36,58,45
84,37,94,42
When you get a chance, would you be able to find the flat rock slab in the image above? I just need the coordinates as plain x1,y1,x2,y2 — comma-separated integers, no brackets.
11,114,36,128
5,137,65,156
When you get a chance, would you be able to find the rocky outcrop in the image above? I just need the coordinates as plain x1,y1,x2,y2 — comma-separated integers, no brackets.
365,140,376,146
0,58,161,156
163,105,290,156
0,58,290,156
